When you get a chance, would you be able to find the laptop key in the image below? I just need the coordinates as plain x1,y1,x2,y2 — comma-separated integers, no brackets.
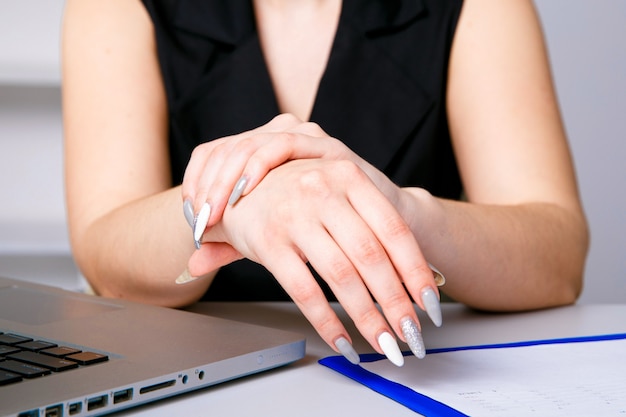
16,340,58,352
0,345,21,356
0,360,51,378
0,370,22,386
9,351,79,372
0,334,33,345
41,346,82,358
66,351,109,365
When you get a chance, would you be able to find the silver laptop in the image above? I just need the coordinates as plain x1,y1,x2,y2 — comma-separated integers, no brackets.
0,276,305,417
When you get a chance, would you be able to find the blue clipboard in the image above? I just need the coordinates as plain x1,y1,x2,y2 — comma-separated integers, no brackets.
319,333,626,417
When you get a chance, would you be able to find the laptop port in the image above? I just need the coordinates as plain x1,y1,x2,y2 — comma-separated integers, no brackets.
87,394,108,411
17,411,39,417
113,388,134,404
68,402,82,415
139,379,175,395
44,405,62,417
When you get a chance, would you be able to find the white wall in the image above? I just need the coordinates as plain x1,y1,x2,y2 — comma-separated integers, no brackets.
0,0,77,289
0,0,624,301
534,1,626,303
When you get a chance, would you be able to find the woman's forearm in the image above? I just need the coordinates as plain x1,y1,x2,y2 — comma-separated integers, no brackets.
400,188,589,311
69,186,215,307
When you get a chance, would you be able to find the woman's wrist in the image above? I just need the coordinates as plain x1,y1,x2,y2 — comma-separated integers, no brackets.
397,187,445,259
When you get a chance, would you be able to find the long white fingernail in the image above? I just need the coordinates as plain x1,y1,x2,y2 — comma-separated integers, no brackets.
175,269,199,284
428,263,446,287
193,203,211,249
228,176,248,206
183,199,194,228
401,318,426,359
335,337,360,365
378,332,404,367
421,287,443,327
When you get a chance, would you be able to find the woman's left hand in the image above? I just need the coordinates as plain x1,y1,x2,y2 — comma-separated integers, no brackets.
187,158,441,365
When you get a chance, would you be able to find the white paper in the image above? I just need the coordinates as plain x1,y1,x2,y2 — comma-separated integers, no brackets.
362,338,626,417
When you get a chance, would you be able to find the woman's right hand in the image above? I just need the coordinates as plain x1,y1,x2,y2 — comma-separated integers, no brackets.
188,157,442,366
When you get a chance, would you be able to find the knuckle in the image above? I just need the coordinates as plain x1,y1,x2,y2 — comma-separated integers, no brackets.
299,121,323,135
354,238,387,266
190,143,211,160
275,131,298,147
297,169,332,198
352,306,381,330
272,113,300,126
312,313,338,336
290,282,321,307
383,215,411,239
413,262,433,279
209,174,229,192
245,153,264,175
403,263,435,289
326,257,357,288
232,137,257,156
379,289,409,311
204,141,228,160
326,136,344,150
334,159,363,180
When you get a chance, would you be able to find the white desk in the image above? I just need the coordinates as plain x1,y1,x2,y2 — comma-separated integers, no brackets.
119,303,626,416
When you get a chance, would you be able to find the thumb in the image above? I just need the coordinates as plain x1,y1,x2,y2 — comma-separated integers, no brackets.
188,242,243,277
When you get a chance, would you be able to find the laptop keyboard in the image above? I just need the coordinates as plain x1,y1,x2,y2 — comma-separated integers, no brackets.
0,331,109,386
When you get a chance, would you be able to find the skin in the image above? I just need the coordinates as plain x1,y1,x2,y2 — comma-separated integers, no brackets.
62,0,589,357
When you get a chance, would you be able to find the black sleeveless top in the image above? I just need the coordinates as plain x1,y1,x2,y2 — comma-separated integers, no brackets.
141,0,464,300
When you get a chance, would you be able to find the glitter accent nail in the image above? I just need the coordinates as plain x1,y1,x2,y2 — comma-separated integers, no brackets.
401,318,426,359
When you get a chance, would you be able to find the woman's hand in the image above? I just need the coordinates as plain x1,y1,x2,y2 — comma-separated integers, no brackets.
181,114,385,239
187,158,442,366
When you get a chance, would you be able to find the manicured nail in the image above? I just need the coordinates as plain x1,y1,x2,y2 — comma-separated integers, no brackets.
428,263,446,287
421,287,443,327
183,199,194,228
377,332,404,367
400,318,426,359
335,336,360,365
228,176,248,206
193,203,211,249
175,270,199,284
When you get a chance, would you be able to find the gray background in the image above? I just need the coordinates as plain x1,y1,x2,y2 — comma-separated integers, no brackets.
0,1,624,302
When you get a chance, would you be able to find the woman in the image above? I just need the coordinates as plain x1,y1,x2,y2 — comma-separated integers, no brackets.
62,0,588,366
